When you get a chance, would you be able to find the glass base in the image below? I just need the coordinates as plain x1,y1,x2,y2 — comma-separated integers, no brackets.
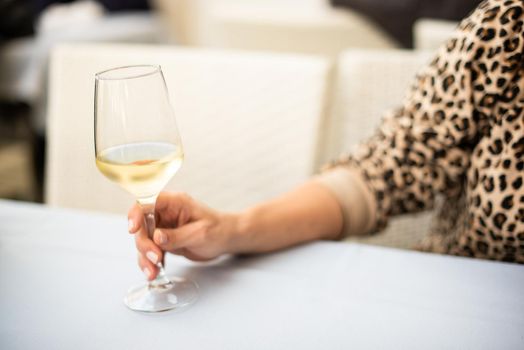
124,276,198,313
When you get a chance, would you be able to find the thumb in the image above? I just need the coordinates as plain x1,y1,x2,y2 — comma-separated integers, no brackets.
152,221,205,251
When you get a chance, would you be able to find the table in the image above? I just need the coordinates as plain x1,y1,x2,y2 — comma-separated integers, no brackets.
1,200,523,349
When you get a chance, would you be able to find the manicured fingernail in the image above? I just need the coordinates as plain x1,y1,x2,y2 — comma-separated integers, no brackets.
146,251,158,264
143,267,151,279
157,230,167,244
128,219,135,232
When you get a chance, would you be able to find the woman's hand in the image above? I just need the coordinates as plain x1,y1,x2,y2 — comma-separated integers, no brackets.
128,192,239,280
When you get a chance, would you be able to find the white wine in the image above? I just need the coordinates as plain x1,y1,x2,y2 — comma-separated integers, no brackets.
96,142,183,200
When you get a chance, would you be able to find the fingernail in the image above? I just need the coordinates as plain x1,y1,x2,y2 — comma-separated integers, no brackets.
128,219,135,232
157,230,167,244
143,267,151,279
146,251,158,264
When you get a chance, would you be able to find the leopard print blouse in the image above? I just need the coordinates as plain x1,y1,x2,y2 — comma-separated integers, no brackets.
317,0,524,263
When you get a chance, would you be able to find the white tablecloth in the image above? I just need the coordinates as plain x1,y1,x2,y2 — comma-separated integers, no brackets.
1,200,523,349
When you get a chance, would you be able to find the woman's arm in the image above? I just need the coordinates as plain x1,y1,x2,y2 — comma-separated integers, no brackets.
128,183,345,279
232,181,344,253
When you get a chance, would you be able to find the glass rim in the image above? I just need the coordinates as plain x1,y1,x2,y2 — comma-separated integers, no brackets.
95,64,161,81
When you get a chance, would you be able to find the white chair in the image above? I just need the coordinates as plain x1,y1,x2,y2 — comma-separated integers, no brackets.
45,44,330,214
413,19,458,51
152,0,202,44
321,49,435,249
153,0,398,57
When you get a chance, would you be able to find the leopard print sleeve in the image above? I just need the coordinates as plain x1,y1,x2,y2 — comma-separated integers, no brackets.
321,0,524,235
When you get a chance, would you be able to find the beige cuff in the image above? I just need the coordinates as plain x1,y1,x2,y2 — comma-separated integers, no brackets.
312,166,376,239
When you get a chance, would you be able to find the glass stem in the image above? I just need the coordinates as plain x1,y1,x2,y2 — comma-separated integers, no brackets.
140,202,171,288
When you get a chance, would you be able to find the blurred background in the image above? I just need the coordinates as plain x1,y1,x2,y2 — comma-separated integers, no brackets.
0,0,478,211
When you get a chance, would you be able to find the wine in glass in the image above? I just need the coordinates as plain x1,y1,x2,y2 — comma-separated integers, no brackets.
94,64,198,312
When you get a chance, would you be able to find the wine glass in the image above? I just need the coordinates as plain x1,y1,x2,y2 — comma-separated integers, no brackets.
94,64,198,312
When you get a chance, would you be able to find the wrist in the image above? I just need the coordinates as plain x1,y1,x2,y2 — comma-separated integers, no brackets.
223,209,256,254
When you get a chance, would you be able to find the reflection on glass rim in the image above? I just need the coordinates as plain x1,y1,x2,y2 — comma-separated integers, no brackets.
95,65,161,81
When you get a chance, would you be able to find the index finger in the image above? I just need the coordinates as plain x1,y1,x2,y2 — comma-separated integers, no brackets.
127,202,143,234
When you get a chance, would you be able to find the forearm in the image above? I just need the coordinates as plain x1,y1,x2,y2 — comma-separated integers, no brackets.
228,181,344,254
